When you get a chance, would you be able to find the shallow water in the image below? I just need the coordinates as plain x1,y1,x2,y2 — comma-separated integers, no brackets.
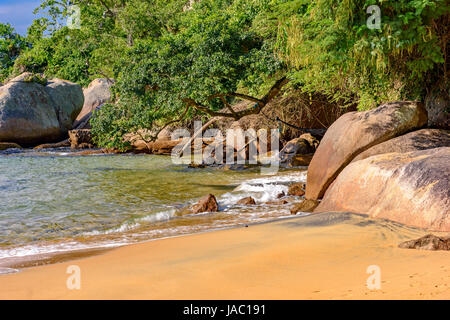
0,148,307,265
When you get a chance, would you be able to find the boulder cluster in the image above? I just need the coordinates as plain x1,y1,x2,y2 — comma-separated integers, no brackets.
303,101,449,232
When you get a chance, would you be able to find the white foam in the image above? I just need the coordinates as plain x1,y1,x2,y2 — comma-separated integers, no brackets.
220,170,306,206
0,240,126,260
0,267,19,275
83,209,176,236
0,170,307,261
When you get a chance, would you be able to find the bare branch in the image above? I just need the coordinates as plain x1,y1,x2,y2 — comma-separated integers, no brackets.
147,105,191,142
188,76,289,121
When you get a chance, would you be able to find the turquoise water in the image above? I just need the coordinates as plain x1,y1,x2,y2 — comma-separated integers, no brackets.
0,148,307,264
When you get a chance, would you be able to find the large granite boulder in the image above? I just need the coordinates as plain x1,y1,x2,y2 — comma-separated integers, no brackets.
0,73,83,145
352,129,450,162
73,78,113,129
45,79,84,132
315,147,450,231
305,101,427,200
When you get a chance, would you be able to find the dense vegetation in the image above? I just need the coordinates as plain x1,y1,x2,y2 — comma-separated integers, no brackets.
1,0,448,149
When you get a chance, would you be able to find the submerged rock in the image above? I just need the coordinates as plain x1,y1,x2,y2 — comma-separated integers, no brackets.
191,194,219,214
306,101,427,200
399,234,450,251
315,147,450,231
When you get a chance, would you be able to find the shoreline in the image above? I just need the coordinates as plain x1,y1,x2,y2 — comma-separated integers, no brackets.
0,152,309,272
1,212,449,300
0,214,302,271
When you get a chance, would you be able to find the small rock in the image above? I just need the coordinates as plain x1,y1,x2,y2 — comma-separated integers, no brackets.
287,182,306,197
277,191,286,199
191,194,219,214
236,197,256,205
266,200,289,205
290,199,320,214
399,234,450,251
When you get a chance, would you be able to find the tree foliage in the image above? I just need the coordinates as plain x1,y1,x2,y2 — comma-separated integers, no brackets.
276,0,449,109
0,23,29,82
2,0,448,148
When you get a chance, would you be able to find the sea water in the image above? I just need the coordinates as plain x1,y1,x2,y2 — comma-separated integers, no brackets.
0,148,307,266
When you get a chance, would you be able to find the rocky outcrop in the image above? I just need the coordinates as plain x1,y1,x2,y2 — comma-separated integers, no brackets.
69,129,95,149
0,142,21,150
191,194,219,214
236,197,256,205
352,129,450,162
306,101,428,200
315,147,450,231
0,73,83,145
73,78,113,129
45,79,84,132
399,234,450,251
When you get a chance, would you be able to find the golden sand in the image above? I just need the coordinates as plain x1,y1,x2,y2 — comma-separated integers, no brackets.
1,212,449,299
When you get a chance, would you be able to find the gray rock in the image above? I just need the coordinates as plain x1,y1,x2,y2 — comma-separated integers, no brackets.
0,73,83,145
73,78,113,128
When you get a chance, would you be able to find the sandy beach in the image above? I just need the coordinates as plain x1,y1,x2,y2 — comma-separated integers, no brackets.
1,212,449,300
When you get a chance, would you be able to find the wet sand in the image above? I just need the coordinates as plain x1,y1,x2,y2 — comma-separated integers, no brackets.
1,212,449,299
